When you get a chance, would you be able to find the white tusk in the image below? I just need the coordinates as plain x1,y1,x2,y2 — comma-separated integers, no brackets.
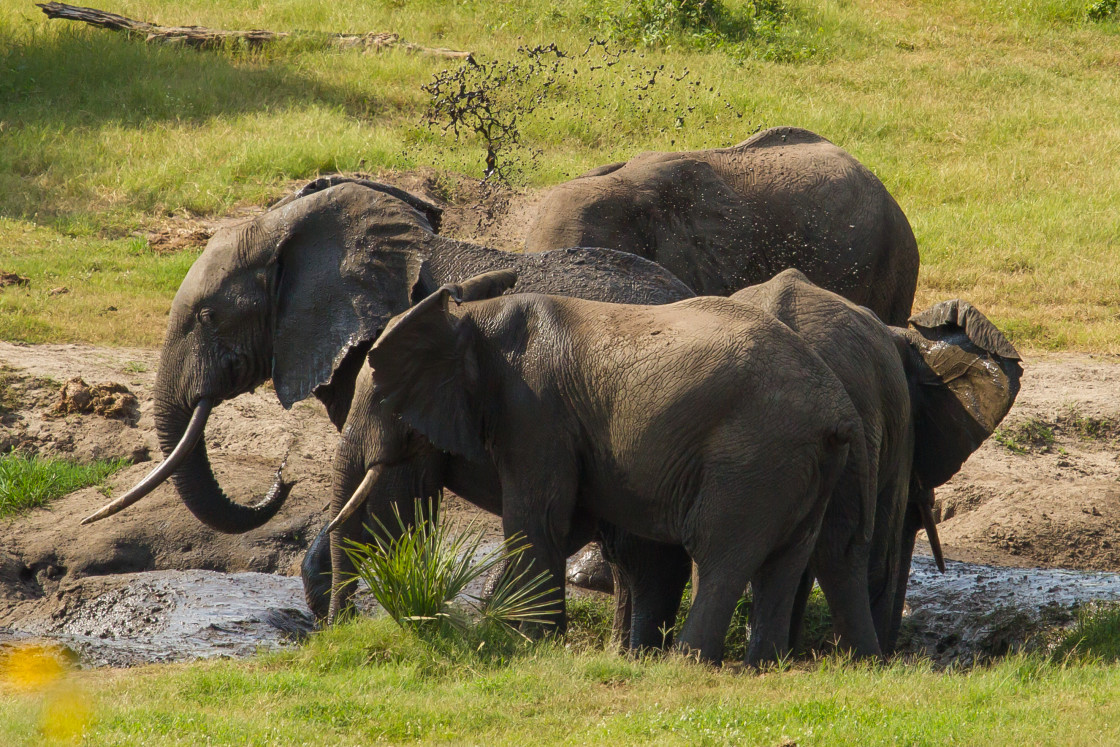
325,468,377,535
81,399,213,525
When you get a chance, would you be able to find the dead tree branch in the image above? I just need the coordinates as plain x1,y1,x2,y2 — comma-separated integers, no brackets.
36,2,473,59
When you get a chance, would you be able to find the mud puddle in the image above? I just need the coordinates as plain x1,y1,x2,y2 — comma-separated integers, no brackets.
6,554,1120,668
898,555,1120,664
0,570,314,668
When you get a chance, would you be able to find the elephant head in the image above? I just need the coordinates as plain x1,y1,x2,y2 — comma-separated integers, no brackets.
323,269,519,536
83,181,443,533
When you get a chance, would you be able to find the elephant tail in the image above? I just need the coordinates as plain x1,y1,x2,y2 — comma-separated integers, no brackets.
919,490,947,573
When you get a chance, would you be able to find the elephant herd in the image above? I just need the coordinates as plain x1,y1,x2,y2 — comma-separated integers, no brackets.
83,127,1022,665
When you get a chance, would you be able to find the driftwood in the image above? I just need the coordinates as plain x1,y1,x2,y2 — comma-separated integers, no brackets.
36,2,473,59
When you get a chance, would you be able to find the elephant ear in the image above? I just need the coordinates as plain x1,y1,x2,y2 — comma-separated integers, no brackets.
268,183,432,409
903,299,1023,488
367,285,486,462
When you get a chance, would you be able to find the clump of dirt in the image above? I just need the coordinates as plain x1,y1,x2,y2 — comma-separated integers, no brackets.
50,377,139,424
145,225,212,253
0,271,30,288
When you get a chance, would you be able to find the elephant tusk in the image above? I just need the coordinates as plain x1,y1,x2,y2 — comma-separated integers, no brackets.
919,498,946,573
325,468,377,535
81,399,213,525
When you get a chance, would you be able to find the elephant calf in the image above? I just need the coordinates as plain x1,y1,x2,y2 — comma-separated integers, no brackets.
358,273,865,666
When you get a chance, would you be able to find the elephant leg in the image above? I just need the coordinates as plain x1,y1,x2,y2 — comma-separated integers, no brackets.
786,570,815,654
746,531,819,666
600,527,691,651
881,497,924,653
499,475,578,635
812,542,882,659
301,524,333,621
609,562,632,651
676,552,756,665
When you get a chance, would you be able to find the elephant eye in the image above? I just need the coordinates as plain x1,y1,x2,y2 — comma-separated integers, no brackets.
198,308,215,328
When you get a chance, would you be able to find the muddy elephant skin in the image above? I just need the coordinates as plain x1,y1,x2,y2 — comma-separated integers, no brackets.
525,127,919,325
731,270,1022,654
364,280,863,665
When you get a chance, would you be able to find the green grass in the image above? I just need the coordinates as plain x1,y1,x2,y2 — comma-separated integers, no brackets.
0,452,130,517
1053,603,1120,662
1,0,1119,349
5,615,1120,744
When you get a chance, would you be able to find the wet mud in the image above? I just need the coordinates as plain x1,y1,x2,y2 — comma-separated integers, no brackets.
899,556,1120,664
0,570,314,668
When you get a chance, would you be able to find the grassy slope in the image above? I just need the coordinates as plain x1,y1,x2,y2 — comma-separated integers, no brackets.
1,0,1118,349
4,618,1120,745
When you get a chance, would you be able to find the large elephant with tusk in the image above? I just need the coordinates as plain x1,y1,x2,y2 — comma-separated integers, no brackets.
83,177,695,621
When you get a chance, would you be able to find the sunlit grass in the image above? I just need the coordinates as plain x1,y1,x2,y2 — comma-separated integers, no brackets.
0,452,130,517
3,615,1120,744
1,0,1119,349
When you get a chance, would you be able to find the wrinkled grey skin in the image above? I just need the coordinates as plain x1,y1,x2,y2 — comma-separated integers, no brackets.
582,274,1023,659
525,127,920,326
365,283,863,665
136,177,691,575
732,271,1022,654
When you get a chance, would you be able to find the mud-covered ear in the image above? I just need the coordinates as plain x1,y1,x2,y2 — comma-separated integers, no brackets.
366,287,485,461
901,300,1023,488
269,183,431,408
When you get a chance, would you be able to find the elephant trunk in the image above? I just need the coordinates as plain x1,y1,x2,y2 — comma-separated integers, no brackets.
154,395,293,534
81,400,212,525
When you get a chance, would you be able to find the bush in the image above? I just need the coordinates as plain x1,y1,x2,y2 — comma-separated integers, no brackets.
1087,0,1120,21
342,500,558,641
586,0,794,52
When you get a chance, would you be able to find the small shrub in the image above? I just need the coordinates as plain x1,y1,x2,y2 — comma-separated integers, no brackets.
993,417,1055,454
566,595,616,650
0,452,129,518
1087,0,1120,21
342,500,558,641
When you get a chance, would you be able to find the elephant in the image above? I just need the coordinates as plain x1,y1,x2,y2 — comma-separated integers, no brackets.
360,274,865,665
610,271,1023,658
524,126,920,326
80,177,695,620
731,271,1020,655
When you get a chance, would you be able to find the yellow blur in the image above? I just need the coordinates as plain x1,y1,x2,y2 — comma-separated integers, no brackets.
1,643,91,744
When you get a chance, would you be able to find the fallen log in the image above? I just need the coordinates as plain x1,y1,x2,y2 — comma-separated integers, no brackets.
36,2,473,59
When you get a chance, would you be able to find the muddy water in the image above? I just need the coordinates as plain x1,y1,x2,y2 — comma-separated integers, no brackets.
0,570,314,668
6,557,1120,668
900,556,1120,663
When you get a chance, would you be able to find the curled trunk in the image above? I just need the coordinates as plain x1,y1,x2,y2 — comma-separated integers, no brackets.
154,397,292,534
